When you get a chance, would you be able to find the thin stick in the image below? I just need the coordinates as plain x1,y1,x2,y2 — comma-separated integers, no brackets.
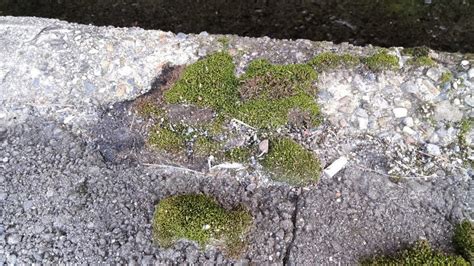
231,118,256,130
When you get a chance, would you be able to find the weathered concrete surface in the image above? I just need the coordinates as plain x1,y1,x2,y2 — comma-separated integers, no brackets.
0,17,472,264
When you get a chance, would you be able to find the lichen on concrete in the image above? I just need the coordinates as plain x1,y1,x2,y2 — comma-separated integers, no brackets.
364,49,399,71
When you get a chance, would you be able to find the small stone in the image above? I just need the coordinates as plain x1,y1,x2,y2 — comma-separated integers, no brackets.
465,95,474,107
393,108,408,118
468,68,474,79
7,234,21,245
426,144,441,156
358,117,368,130
323,156,349,178
453,98,461,106
402,126,416,136
461,60,470,69
426,67,441,81
403,117,414,127
429,133,440,143
259,139,269,155
434,101,463,122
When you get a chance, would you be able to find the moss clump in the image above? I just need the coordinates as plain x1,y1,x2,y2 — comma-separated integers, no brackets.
136,101,164,118
402,46,430,57
308,52,360,71
364,50,399,71
261,138,320,186
235,59,320,129
361,240,469,265
458,118,473,147
148,127,185,153
407,56,436,67
163,52,239,112
217,36,230,49
193,136,222,157
440,71,453,84
454,220,474,262
240,59,317,99
225,147,253,163
235,93,320,129
153,194,252,256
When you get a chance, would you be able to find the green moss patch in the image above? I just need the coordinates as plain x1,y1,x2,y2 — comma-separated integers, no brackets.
148,127,186,153
163,52,239,112
261,138,320,186
235,59,320,129
407,56,436,67
440,71,453,84
309,52,360,71
224,147,253,163
139,52,323,186
364,50,399,71
193,136,222,158
361,240,469,265
454,220,474,262
153,194,252,256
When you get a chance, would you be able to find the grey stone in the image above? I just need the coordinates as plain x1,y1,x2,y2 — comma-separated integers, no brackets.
434,101,463,122
426,144,442,156
7,234,21,245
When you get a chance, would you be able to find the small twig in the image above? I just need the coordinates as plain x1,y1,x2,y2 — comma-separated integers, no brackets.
143,163,204,175
231,118,256,130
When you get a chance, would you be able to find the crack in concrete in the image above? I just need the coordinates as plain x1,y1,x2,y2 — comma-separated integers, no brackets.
283,188,302,265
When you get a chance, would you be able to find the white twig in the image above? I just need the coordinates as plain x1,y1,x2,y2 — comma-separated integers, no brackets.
231,118,256,130
143,163,204,175
210,162,246,171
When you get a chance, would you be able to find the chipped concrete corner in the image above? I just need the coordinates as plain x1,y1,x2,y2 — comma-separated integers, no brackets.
0,17,473,265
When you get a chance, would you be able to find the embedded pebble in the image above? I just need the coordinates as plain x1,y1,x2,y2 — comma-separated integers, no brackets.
393,108,408,118
426,144,442,156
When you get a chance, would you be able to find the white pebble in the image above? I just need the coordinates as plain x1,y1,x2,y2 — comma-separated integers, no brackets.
393,108,408,118
403,117,414,127
402,126,416,135
324,156,349,178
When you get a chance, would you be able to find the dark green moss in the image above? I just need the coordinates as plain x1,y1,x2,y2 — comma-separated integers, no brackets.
361,240,469,266
148,127,186,153
224,147,253,163
153,194,252,257
308,52,360,71
454,220,474,262
163,52,239,112
440,71,453,84
407,56,436,67
364,50,399,71
261,138,320,186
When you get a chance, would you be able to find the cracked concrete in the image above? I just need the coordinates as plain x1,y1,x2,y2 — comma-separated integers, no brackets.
1,16,472,265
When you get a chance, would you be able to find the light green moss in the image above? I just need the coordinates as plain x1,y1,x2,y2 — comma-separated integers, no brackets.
240,59,317,97
235,59,320,129
361,240,469,265
153,194,252,257
407,56,436,67
440,71,453,83
308,52,360,71
217,36,230,49
364,50,399,71
261,138,320,186
224,147,253,163
235,92,320,129
402,46,430,57
193,136,222,157
454,220,474,263
163,52,239,112
136,102,164,118
148,127,186,153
